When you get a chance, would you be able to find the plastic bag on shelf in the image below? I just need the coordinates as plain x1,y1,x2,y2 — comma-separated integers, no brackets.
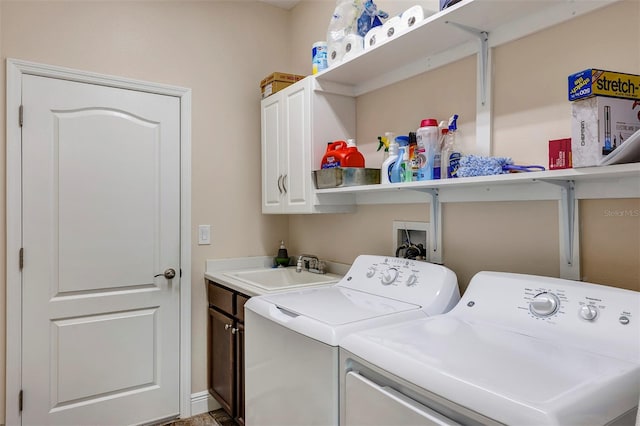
357,0,388,37
327,0,362,49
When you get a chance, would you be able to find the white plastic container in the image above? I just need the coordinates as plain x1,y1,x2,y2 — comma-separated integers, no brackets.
312,41,328,74
416,119,439,180
381,141,399,184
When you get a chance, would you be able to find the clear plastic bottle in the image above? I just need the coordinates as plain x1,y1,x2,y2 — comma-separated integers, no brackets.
436,128,448,179
401,146,412,182
440,114,460,179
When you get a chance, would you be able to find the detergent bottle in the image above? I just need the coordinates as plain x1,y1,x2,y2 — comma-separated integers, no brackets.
416,119,438,180
380,139,399,184
343,139,365,167
321,140,348,169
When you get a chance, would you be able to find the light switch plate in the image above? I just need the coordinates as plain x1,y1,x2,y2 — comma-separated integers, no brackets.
198,225,211,245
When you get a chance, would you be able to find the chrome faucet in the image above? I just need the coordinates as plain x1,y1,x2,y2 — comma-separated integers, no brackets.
296,254,325,274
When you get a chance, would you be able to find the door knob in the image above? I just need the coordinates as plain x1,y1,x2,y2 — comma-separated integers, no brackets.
155,268,176,279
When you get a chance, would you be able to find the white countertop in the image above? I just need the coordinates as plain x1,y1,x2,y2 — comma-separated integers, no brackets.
204,256,349,297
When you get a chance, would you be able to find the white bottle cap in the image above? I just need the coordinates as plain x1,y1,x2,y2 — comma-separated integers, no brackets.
347,138,356,147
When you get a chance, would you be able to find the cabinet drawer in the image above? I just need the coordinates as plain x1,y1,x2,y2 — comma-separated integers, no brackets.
208,281,234,315
236,294,250,322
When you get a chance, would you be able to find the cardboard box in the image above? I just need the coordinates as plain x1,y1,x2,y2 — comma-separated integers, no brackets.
549,138,572,170
260,72,305,98
261,81,295,99
568,69,640,102
571,96,640,167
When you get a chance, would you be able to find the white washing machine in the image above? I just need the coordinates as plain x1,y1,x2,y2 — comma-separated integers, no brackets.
340,271,640,426
244,254,460,426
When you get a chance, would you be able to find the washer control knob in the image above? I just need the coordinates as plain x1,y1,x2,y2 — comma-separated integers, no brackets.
381,268,399,285
530,292,560,317
366,268,375,278
405,274,418,287
579,305,598,321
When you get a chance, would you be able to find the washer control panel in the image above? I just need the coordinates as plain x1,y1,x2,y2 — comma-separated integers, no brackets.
358,257,426,288
339,255,457,307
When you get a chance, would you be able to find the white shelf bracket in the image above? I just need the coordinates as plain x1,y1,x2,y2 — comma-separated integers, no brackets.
415,188,442,264
446,21,492,156
540,179,580,280
445,21,489,106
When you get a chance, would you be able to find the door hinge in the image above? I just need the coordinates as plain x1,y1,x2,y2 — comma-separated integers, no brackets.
19,105,23,127
19,389,23,412
19,248,24,270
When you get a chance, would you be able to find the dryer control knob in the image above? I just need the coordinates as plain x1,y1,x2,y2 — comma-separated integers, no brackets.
579,305,598,321
366,268,376,278
529,293,560,317
381,268,399,285
405,274,418,287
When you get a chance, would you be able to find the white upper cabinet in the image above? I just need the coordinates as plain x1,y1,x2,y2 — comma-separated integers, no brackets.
261,77,356,214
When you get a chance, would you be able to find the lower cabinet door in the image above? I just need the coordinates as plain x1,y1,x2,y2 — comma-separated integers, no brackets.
208,307,234,415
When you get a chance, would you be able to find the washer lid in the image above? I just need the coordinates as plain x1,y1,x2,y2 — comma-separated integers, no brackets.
260,286,420,325
342,316,640,425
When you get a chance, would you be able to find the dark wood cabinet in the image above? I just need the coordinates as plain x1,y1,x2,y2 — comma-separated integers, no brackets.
207,280,248,425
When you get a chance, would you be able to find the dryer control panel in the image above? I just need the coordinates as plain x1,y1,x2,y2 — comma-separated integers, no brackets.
455,271,639,361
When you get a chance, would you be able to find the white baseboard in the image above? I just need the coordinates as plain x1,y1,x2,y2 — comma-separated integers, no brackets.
190,390,221,416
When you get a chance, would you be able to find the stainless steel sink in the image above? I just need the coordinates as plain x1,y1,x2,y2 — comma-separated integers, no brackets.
223,268,341,291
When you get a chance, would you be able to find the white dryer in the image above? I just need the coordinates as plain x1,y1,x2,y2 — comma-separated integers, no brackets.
244,255,460,426
340,271,640,425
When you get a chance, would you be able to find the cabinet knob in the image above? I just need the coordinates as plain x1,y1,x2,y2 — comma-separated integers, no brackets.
224,323,232,330
231,327,238,334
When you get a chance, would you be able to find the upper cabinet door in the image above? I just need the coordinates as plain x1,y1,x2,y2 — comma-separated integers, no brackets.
261,94,284,213
283,81,312,212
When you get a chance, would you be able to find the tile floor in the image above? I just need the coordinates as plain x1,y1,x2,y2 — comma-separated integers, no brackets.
165,409,236,426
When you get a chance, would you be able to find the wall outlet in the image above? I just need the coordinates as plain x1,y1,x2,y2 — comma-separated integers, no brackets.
198,225,211,245
392,221,429,260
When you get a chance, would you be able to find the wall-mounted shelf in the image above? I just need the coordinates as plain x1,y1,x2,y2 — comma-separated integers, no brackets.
315,163,640,279
315,163,640,200
313,0,619,97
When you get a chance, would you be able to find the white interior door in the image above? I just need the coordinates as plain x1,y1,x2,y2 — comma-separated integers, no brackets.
20,74,181,426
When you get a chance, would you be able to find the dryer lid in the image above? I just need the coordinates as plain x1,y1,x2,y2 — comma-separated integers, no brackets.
341,316,640,425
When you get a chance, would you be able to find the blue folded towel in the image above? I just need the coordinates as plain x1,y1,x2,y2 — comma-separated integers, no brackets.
457,155,545,177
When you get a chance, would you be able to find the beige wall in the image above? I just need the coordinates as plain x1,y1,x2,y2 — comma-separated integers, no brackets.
287,0,639,292
0,1,291,419
0,0,638,423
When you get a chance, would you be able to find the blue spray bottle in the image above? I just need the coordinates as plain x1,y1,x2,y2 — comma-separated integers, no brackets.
390,146,405,183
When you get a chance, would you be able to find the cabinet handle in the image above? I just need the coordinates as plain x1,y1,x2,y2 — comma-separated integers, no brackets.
282,174,288,194
231,328,238,334
224,323,232,331
277,175,283,194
